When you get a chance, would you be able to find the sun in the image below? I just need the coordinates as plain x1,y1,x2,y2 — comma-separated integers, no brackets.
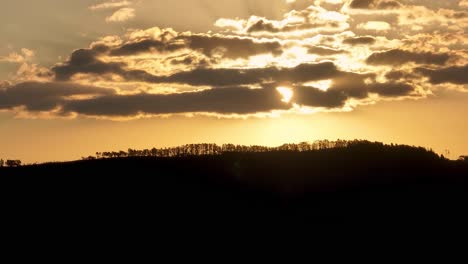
276,86,294,103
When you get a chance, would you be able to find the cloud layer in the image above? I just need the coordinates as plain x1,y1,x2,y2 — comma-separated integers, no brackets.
1,0,466,119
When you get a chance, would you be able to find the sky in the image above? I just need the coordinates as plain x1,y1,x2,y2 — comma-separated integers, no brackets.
0,0,467,163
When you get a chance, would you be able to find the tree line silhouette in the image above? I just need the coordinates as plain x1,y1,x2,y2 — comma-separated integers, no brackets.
88,140,384,160
1,140,466,165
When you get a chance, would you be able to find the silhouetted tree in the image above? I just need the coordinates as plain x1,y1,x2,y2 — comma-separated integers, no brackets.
6,160,21,167
0,159,4,167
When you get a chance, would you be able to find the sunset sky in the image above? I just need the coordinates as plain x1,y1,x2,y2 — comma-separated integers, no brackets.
1,0,467,163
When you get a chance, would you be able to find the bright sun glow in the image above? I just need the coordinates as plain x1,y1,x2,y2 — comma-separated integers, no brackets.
303,80,333,91
276,87,294,103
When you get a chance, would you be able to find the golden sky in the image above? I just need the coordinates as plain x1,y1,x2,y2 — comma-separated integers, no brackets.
0,0,467,162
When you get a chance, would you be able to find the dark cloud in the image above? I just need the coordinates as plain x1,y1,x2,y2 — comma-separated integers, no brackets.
330,72,375,99
110,35,283,59
343,36,376,45
416,65,468,85
368,82,414,96
349,0,401,9
52,49,342,87
247,20,319,34
294,81,413,108
385,70,419,81
170,56,193,65
110,39,184,56
452,11,468,19
62,79,412,117
170,56,207,66
0,78,416,118
367,49,450,65
377,0,402,9
159,62,340,86
185,35,283,59
245,19,340,34
52,49,125,81
62,87,290,116
327,72,414,98
308,46,346,55
350,0,375,8
0,81,114,112
52,48,162,82
385,71,407,80
246,20,282,33
293,86,348,108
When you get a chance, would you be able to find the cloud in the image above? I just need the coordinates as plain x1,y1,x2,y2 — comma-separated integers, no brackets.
0,48,35,63
173,35,283,59
2,0,465,119
89,1,131,10
1,78,414,118
357,21,391,31
214,5,350,38
368,82,414,96
0,82,114,112
366,49,451,65
55,61,339,87
308,46,346,55
157,62,340,87
416,65,468,85
244,19,339,34
246,20,283,33
110,34,283,59
52,49,126,81
293,86,348,108
343,36,376,45
89,1,136,23
350,0,375,8
0,69,416,119
1,80,413,118
349,0,402,9
62,86,290,116
109,39,182,56
0,61,417,118
51,48,353,88
106,7,135,22
385,70,414,81
51,36,284,82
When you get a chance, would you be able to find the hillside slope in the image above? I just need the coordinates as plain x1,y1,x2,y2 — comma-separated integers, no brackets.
1,142,466,224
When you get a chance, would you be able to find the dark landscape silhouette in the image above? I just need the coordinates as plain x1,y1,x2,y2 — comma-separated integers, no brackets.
1,140,466,225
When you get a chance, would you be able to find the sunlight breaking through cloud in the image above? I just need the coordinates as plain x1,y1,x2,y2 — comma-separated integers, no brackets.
277,86,294,103
0,0,466,120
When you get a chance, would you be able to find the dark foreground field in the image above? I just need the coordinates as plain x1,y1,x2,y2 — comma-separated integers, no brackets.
1,142,467,227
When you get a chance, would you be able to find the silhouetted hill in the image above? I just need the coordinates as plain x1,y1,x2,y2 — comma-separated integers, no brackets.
1,141,466,226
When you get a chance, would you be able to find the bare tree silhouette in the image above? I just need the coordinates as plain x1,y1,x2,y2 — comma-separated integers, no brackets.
6,160,22,167
84,139,438,160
